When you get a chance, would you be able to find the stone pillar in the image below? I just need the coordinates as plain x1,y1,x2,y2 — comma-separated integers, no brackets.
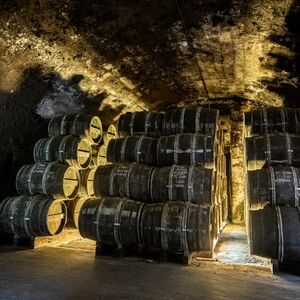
230,108,246,224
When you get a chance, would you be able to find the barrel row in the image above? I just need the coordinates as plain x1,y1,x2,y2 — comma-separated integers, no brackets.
48,113,103,145
106,133,215,167
16,162,81,200
117,107,219,137
244,107,300,138
0,195,67,238
15,162,99,199
14,161,90,228
34,135,92,169
245,133,300,170
79,197,213,254
93,163,213,206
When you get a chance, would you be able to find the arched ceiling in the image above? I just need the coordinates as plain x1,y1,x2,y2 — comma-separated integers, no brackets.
0,0,299,122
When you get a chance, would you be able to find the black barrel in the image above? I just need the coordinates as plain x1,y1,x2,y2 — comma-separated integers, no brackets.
157,133,214,167
248,167,300,210
244,107,300,137
77,198,101,241
16,162,80,200
66,197,87,229
246,133,300,170
250,207,300,263
107,136,157,165
103,123,119,144
150,165,213,205
48,113,103,144
117,111,163,137
140,202,213,253
79,197,145,246
94,163,153,202
0,195,67,237
34,135,92,169
162,107,218,136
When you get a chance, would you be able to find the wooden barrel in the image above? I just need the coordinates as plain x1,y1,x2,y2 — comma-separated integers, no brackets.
79,168,96,197
246,133,300,170
162,107,218,136
79,197,145,246
247,167,300,210
157,133,214,167
107,136,157,165
117,111,163,137
0,195,67,237
250,207,300,262
48,113,103,144
103,124,119,144
140,202,213,253
77,198,101,241
16,162,80,200
150,165,213,206
66,197,87,228
244,107,300,137
34,135,92,169
93,163,153,202
91,145,108,167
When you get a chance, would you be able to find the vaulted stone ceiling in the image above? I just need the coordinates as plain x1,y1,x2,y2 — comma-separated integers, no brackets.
0,0,299,122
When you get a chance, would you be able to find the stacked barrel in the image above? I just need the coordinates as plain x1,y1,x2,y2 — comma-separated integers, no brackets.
79,107,228,258
0,113,112,239
245,107,300,264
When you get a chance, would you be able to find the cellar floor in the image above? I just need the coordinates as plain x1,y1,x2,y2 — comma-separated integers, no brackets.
214,224,270,268
1,242,300,299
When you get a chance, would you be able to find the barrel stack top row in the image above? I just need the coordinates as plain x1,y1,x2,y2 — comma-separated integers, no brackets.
244,107,300,138
117,107,219,137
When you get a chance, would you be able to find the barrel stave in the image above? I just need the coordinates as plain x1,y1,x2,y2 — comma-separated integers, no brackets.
150,167,170,203
140,203,163,249
128,164,153,202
